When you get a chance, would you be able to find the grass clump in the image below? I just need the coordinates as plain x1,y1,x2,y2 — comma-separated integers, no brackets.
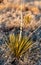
7,34,33,59
23,14,32,24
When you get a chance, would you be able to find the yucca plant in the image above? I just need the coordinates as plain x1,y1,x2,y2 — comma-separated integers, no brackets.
7,34,33,60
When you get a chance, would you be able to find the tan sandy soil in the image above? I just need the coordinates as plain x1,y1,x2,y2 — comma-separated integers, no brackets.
0,0,41,30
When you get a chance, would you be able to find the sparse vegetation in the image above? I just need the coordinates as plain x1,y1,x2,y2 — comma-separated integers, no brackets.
23,14,32,24
7,34,33,59
0,0,41,65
